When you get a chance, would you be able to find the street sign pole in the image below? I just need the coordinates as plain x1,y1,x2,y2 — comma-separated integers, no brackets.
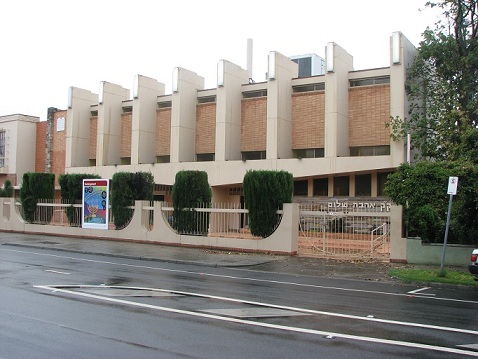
440,176,458,275
439,194,453,275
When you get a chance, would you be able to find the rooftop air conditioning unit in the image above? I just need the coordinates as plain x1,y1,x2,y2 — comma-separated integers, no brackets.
290,53,325,78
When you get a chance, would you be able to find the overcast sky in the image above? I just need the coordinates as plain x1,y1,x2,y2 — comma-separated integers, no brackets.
1,0,443,120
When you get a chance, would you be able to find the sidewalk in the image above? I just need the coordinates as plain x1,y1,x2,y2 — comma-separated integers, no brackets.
0,232,400,282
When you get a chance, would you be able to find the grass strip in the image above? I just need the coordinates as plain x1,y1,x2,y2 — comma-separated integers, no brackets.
388,268,478,287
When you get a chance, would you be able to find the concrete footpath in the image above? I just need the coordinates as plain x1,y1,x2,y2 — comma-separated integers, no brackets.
0,232,444,283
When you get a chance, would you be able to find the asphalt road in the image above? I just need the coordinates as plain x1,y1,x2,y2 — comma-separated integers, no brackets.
1,245,478,358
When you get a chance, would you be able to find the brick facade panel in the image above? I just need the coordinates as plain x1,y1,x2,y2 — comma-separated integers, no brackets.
89,117,97,159
292,92,325,149
196,103,216,154
241,98,267,152
349,85,390,146
35,121,47,173
156,108,171,156
121,113,132,158
52,110,67,185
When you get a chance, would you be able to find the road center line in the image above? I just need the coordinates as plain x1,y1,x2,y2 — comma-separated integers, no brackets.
33,285,478,358
408,287,436,296
45,269,71,275
3,247,478,305
35,284,478,336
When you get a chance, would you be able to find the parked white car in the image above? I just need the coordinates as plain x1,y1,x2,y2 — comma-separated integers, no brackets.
469,249,478,281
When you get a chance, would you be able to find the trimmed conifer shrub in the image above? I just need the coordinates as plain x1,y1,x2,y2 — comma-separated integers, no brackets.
19,172,55,223
59,173,101,225
243,170,293,237
171,170,212,235
111,172,154,228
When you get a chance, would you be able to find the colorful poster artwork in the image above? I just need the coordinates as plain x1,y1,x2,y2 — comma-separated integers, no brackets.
82,179,109,229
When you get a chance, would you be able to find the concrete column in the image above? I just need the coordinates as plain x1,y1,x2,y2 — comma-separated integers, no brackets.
96,82,130,166
66,87,98,168
389,204,406,262
170,68,204,163
215,60,249,161
266,51,298,160
324,43,353,158
131,75,165,165
390,32,417,166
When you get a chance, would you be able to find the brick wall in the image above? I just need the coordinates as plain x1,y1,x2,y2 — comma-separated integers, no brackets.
89,117,97,159
195,103,216,154
241,98,267,152
292,92,325,149
120,112,132,158
51,110,67,186
156,108,171,156
35,121,47,173
349,85,390,146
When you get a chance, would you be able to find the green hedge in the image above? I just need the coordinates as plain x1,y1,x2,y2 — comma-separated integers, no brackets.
171,171,212,234
385,161,478,244
243,170,293,237
59,173,101,224
111,172,154,228
19,173,55,223
0,180,13,197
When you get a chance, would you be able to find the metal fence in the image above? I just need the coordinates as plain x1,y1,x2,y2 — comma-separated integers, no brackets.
14,199,279,239
161,203,282,238
298,201,391,259
14,199,117,228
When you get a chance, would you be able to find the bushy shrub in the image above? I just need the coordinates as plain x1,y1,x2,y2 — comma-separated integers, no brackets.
19,173,55,223
0,180,13,197
171,171,211,235
59,173,101,225
111,172,154,228
385,161,478,244
243,170,293,237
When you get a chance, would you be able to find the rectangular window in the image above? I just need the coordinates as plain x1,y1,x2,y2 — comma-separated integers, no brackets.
197,96,216,104
196,153,215,162
294,148,324,159
334,176,349,196
292,83,325,93
350,77,390,87
242,90,267,99
313,178,328,196
350,146,390,156
355,174,371,197
156,155,170,163
377,172,392,196
0,130,5,167
294,180,308,196
241,151,266,160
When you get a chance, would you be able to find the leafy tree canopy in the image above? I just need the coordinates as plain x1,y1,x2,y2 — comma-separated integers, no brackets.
388,0,478,161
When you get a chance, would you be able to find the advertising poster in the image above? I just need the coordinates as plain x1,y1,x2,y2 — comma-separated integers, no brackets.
82,179,109,229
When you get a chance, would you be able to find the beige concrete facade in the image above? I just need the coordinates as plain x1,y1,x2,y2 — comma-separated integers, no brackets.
0,114,39,186
62,32,415,208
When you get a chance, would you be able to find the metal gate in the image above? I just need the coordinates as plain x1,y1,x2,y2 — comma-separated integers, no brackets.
298,201,391,260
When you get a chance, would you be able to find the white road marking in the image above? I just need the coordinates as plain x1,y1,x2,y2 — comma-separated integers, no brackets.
34,285,478,357
44,270,71,275
3,247,478,305
35,284,478,336
408,287,436,296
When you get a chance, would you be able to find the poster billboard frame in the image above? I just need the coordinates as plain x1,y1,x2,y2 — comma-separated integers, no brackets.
82,179,109,229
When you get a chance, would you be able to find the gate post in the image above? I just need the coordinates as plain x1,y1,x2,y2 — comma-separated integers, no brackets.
389,204,406,262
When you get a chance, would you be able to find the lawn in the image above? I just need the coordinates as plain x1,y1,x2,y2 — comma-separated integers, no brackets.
388,268,478,287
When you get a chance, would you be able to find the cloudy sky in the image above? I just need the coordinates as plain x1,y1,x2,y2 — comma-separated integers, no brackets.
1,0,443,120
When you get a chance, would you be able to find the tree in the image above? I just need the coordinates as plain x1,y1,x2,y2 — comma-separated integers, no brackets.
388,0,478,161
385,161,478,244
